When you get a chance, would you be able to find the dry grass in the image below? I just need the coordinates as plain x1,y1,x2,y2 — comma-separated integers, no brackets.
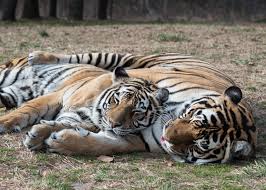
0,20,265,190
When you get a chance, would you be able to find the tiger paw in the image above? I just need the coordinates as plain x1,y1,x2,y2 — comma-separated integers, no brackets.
45,128,90,155
28,51,58,65
23,124,53,151
0,119,22,134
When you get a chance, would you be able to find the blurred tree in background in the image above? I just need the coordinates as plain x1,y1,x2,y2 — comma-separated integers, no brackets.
0,0,265,22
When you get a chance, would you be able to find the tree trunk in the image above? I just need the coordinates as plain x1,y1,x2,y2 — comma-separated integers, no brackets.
56,0,83,20
38,0,56,18
0,0,17,20
15,0,39,20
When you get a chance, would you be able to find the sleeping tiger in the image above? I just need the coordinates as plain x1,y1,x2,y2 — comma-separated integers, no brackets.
0,52,257,164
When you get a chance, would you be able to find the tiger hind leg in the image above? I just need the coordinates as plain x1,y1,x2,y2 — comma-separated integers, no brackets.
28,51,61,65
28,51,132,71
45,129,147,156
28,51,82,65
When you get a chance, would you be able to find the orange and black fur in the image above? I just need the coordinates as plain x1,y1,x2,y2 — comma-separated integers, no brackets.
0,51,257,164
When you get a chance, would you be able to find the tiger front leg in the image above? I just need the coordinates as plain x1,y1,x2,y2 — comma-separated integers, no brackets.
45,129,147,156
0,92,62,133
23,119,100,151
23,122,66,151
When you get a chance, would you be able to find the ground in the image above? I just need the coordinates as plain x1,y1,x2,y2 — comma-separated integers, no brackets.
0,20,265,190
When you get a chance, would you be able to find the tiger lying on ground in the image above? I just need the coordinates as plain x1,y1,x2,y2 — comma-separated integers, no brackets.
0,52,257,164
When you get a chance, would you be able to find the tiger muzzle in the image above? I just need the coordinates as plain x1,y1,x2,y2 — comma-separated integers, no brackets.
164,119,200,145
106,103,134,129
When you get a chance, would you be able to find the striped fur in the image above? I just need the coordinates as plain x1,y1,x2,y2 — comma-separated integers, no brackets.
0,51,257,164
0,57,107,109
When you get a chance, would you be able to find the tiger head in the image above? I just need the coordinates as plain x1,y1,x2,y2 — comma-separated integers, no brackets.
161,86,257,164
96,67,169,135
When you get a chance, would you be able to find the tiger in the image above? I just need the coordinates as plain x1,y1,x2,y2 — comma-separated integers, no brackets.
0,51,257,164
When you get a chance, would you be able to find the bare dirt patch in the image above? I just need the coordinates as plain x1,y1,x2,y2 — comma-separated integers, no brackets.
0,21,265,190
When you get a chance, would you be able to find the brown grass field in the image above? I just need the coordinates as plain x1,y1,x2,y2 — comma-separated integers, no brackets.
0,20,265,190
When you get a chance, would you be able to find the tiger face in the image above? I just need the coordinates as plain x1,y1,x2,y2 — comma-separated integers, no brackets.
161,86,257,164
96,67,169,135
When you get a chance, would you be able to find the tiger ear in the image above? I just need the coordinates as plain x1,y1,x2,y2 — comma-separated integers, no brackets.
155,88,169,104
224,86,242,105
112,67,129,83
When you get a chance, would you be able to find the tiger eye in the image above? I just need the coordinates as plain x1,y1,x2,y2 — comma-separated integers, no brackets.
124,93,132,99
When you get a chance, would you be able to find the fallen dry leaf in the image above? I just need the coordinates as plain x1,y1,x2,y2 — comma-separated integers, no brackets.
41,170,50,177
97,155,114,163
167,161,174,167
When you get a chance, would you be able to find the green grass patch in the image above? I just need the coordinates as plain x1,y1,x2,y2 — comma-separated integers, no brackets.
0,147,16,163
36,168,86,190
231,52,266,66
242,160,266,178
19,41,41,50
0,54,4,63
157,33,191,42
0,155,17,163
28,165,40,177
94,165,110,182
192,164,232,177
35,152,51,163
231,59,249,65
151,48,165,54
159,182,176,190
246,86,257,92
39,30,49,38
257,101,266,109
0,147,16,153
43,173,71,190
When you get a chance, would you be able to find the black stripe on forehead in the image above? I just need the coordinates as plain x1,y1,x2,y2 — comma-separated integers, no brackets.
230,109,239,132
211,115,217,125
133,91,151,107
129,78,154,86
121,84,142,90
121,83,155,94
217,111,228,131
223,106,231,124
169,87,208,95
195,100,212,108
239,111,254,141
122,88,135,94
128,79,146,86
97,87,118,108
136,91,147,100
148,94,158,109
190,95,219,105
185,96,225,118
